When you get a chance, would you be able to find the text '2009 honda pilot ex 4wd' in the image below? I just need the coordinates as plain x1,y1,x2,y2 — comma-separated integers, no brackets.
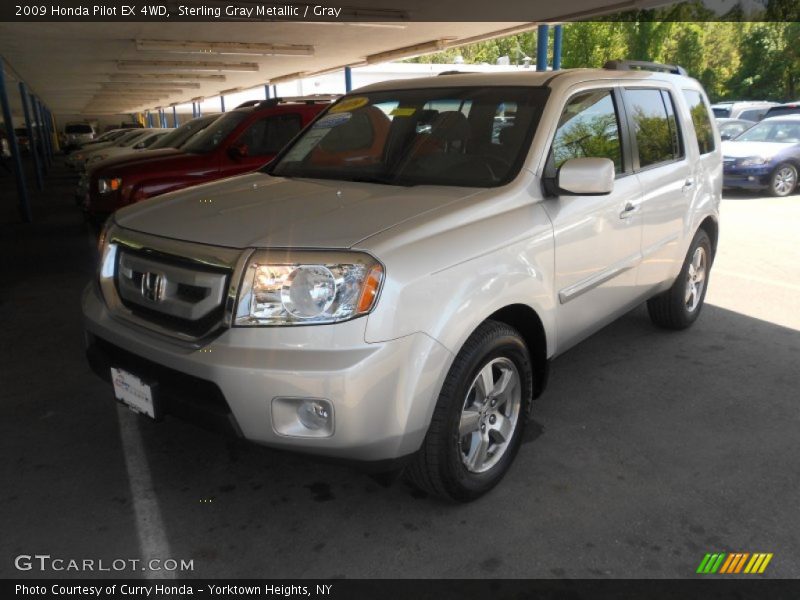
83,62,721,501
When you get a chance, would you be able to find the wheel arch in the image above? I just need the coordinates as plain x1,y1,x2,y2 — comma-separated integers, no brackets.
698,215,719,261
486,304,549,399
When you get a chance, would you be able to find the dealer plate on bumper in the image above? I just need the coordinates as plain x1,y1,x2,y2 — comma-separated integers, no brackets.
111,367,159,419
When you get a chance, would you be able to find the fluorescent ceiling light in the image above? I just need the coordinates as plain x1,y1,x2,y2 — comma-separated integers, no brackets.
100,86,184,94
100,81,202,89
117,60,259,72
109,73,227,82
136,40,314,56
268,72,306,84
365,40,454,64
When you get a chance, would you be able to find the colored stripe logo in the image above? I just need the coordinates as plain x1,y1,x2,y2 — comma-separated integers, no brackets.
696,553,773,574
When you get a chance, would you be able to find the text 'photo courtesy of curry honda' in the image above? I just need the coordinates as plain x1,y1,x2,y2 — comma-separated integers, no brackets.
83,61,721,502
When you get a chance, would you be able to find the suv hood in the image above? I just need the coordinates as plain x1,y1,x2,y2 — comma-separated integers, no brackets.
115,172,480,249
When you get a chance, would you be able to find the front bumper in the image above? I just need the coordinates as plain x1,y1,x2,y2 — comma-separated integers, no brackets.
722,164,771,189
82,284,452,462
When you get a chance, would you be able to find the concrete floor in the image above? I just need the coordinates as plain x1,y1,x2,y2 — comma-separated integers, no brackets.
1,159,798,579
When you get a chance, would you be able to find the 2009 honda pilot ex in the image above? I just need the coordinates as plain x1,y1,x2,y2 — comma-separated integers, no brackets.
83,63,721,501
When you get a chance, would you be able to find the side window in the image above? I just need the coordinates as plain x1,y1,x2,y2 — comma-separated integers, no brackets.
550,89,623,173
236,114,302,156
625,88,683,168
682,90,716,155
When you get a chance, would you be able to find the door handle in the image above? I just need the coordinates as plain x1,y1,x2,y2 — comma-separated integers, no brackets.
619,201,640,219
682,178,695,191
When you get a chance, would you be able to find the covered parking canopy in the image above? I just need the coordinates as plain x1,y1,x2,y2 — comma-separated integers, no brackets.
0,0,671,117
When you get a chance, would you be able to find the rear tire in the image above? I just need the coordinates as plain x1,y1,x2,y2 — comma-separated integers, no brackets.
647,229,712,330
768,163,797,197
405,320,533,502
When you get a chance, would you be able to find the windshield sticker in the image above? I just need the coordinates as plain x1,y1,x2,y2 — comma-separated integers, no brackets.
282,128,330,163
313,112,352,129
330,97,369,114
390,107,417,117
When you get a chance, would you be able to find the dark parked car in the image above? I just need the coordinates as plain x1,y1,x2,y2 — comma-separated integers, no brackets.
85,98,329,224
764,102,800,119
722,115,800,196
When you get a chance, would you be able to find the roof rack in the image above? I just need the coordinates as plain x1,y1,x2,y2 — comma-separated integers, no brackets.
234,95,338,110
604,60,687,77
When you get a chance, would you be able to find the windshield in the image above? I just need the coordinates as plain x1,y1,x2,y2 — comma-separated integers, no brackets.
116,130,150,147
111,131,144,146
268,86,548,187
149,116,217,150
735,120,800,143
66,124,93,134
182,111,249,154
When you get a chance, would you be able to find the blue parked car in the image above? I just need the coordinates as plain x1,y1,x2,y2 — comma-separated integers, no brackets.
722,115,800,196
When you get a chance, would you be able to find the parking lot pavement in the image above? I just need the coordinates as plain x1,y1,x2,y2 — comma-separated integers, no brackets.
2,165,798,579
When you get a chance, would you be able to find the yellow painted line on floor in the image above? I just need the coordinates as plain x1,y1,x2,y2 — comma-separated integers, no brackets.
758,554,773,574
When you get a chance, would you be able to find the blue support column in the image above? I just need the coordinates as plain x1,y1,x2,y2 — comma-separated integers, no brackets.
536,24,549,72
264,84,270,100
220,96,226,112
344,66,353,92
0,62,32,222
272,85,277,98
553,25,563,71
32,97,49,171
172,105,178,127
147,111,154,128
42,107,54,161
161,109,167,128
196,102,202,117
18,82,44,191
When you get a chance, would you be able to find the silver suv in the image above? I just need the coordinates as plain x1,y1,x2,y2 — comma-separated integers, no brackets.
83,62,721,501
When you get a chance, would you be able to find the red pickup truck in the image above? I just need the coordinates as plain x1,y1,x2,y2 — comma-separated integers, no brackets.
85,98,330,225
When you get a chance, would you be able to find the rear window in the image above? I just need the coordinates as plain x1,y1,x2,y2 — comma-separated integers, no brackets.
66,124,93,134
682,90,716,155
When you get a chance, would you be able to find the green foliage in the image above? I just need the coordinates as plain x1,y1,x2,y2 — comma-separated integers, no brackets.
406,10,798,102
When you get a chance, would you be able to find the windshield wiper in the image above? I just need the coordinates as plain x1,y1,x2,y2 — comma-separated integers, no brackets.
342,175,416,187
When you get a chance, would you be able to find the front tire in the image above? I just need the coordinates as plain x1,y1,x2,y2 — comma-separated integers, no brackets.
768,163,797,197
647,229,712,330
405,321,533,502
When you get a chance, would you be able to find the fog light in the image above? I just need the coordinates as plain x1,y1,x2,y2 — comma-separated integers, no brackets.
298,400,331,430
272,397,334,438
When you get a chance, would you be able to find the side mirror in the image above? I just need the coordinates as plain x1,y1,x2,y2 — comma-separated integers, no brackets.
557,157,615,195
228,144,248,160
720,133,733,141
133,141,147,149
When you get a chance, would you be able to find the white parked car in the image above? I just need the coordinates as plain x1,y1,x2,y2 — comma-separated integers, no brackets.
63,122,96,151
84,62,721,501
84,129,170,168
68,129,167,171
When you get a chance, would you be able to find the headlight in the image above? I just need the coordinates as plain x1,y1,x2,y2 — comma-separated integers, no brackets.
235,251,383,326
98,177,122,194
739,156,768,166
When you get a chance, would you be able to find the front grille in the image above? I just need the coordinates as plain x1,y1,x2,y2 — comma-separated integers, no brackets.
114,246,231,338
